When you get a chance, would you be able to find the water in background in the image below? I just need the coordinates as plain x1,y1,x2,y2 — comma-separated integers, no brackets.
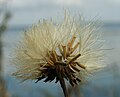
2,23,120,97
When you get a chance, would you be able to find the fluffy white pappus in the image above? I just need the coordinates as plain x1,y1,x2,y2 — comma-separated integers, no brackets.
12,12,105,81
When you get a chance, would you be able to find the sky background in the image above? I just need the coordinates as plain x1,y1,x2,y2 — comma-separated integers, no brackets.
1,0,120,25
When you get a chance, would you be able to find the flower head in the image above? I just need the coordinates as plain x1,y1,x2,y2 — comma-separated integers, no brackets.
12,12,105,87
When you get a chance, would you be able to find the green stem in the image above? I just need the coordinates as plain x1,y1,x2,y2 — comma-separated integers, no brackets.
60,78,69,97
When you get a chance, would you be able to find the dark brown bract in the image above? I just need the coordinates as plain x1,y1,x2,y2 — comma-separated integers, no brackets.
36,36,86,86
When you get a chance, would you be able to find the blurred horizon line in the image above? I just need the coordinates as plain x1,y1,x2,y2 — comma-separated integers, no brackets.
7,22,120,31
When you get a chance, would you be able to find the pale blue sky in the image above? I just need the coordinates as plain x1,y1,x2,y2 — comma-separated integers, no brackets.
3,0,120,25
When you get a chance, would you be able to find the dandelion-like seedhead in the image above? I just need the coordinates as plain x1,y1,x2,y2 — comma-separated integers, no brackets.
12,12,105,97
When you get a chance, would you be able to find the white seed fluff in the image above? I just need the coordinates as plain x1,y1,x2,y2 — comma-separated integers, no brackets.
12,12,105,81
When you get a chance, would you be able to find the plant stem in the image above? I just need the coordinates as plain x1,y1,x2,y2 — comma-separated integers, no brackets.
60,78,69,97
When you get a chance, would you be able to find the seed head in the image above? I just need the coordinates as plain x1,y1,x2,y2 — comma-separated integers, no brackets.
12,12,105,87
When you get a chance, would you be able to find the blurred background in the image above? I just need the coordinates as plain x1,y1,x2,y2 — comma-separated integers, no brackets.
0,0,120,97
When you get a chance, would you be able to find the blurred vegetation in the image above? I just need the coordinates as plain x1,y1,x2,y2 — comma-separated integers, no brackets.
0,1,11,97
